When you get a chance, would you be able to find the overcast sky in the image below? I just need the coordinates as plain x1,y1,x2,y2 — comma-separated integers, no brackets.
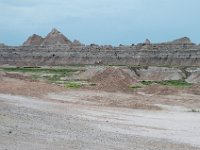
0,0,200,46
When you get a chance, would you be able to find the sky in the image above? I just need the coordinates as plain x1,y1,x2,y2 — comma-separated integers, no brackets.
0,0,200,46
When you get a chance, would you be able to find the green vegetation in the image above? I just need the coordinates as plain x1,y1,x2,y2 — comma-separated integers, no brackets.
1,66,80,83
46,75,63,83
140,80,192,88
23,66,41,69
130,84,143,89
0,66,97,89
140,81,154,86
130,80,192,90
64,82,82,89
31,74,40,81
0,67,78,74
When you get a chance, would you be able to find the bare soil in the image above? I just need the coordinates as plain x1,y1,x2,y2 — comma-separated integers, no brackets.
1,70,200,150
0,78,65,97
90,67,137,92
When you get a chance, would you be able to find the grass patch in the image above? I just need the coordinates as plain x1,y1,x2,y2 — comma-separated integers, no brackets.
1,67,79,83
31,74,40,81
140,80,192,88
0,67,78,74
46,75,62,82
0,67,89,88
130,84,143,89
64,82,82,89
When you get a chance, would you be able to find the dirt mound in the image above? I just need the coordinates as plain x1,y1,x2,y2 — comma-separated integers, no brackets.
90,67,137,92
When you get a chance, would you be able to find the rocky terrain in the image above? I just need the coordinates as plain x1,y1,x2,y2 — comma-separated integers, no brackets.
0,66,200,150
1,29,200,150
23,34,44,46
0,28,200,66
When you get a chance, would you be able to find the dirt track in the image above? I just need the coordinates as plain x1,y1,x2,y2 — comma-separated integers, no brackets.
1,93,200,150
1,75,200,149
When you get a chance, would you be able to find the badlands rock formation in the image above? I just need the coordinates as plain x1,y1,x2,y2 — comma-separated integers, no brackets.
0,43,6,47
41,28,72,46
170,37,192,44
23,34,44,46
0,28,200,66
72,40,82,46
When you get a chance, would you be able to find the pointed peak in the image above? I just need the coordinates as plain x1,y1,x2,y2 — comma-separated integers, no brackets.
145,38,151,45
41,28,72,46
23,34,44,46
50,28,61,34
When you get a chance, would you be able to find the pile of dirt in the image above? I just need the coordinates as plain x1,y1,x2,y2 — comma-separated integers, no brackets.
90,67,137,92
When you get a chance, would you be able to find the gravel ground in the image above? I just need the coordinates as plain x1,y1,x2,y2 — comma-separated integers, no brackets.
0,93,200,150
